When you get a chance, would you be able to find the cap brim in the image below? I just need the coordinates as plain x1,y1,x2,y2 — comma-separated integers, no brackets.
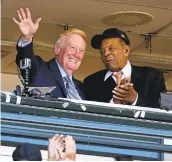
91,34,106,49
91,34,120,49
91,28,130,49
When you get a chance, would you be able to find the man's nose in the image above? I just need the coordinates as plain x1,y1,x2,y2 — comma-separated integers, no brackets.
73,48,80,57
102,49,110,56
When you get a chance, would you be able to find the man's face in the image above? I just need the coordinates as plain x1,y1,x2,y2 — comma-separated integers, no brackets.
100,38,129,71
56,34,86,75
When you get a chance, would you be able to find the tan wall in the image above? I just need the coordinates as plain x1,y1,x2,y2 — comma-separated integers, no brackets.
1,72,172,92
164,73,172,92
1,73,22,92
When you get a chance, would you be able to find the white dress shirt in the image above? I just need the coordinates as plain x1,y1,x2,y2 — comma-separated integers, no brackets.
105,61,138,105
18,37,32,47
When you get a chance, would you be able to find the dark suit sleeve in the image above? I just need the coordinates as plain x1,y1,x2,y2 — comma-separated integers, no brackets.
136,70,166,108
16,39,45,85
82,78,93,101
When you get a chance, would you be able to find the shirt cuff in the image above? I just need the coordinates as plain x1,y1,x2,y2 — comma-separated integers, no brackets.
18,37,32,47
110,98,114,104
132,93,138,105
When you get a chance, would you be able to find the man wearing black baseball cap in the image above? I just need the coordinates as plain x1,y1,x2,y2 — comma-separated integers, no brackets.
83,28,166,108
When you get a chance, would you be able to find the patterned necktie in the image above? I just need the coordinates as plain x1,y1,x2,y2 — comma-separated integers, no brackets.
113,72,122,86
63,76,82,100
112,72,130,105
112,72,123,104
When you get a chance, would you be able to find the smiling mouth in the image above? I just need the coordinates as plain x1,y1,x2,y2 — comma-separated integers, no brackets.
106,60,113,63
69,58,77,63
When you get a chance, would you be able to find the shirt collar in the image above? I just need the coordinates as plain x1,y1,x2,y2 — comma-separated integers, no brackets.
104,61,132,81
55,59,73,81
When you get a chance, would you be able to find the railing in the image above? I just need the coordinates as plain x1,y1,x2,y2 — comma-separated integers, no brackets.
1,92,172,160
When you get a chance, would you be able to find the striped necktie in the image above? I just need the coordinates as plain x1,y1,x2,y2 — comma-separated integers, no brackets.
63,76,82,100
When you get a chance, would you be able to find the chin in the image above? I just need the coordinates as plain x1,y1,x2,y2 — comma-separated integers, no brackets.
107,65,120,71
68,67,78,74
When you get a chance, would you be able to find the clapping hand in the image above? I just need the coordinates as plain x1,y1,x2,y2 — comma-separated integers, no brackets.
48,134,65,161
65,136,76,161
48,134,76,161
112,83,137,104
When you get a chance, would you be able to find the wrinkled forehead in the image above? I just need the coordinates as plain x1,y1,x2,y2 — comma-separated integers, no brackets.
67,34,86,48
101,38,121,49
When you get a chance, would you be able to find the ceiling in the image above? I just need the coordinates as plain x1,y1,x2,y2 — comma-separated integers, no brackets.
1,0,172,81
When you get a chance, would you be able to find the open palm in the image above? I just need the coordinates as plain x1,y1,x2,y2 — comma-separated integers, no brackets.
13,8,41,37
48,134,65,161
65,136,76,161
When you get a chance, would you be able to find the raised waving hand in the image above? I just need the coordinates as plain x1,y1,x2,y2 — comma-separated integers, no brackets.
13,8,41,41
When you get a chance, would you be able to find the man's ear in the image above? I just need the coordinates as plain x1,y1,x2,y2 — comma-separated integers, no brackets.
55,43,60,56
124,45,130,57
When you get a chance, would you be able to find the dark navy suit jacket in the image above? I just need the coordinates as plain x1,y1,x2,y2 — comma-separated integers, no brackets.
83,66,166,108
16,41,84,99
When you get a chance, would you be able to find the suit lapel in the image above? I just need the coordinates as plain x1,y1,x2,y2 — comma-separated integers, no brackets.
131,65,141,91
49,58,67,97
72,77,84,99
131,65,136,84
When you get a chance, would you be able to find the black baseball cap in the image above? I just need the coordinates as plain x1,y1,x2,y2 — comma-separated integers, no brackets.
91,28,130,49
12,143,42,161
